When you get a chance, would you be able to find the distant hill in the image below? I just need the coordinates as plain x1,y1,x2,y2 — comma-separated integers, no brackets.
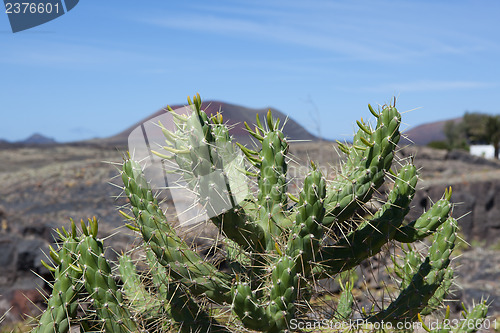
99,100,318,147
402,117,462,146
21,133,57,145
0,133,57,146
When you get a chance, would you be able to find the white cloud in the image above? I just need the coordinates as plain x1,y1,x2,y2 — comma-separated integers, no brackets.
138,14,403,62
135,0,500,63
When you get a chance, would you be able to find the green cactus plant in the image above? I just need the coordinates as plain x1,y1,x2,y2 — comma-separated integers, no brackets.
35,223,83,333
32,94,489,332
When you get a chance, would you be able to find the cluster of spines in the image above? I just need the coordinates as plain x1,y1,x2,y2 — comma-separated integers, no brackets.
418,301,489,333
314,162,418,277
121,157,233,304
156,94,264,252
394,187,453,243
76,218,138,332
33,219,138,332
324,103,401,226
255,113,290,241
35,224,82,333
268,166,326,331
119,249,219,333
368,216,458,323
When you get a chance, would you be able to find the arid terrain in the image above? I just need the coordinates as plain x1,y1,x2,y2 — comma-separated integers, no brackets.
1,140,500,330
2,96,500,333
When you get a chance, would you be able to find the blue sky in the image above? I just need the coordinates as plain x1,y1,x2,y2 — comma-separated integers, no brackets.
1,0,499,142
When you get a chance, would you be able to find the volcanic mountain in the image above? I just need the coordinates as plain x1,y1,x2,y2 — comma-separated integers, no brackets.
402,117,462,146
101,101,318,147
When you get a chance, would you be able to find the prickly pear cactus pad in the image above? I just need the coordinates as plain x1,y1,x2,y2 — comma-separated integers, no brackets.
31,95,489,333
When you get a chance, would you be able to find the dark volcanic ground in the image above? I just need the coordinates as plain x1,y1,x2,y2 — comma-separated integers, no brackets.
1,142,500,330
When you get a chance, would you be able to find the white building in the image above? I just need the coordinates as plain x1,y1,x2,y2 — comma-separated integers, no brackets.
470,144,496,159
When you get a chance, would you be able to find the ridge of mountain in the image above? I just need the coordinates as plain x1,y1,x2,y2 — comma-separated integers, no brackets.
97,100,318,146
0,133,57,146
402,117,462,145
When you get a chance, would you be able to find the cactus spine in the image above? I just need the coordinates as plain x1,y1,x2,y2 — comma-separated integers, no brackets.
32,95,488,332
